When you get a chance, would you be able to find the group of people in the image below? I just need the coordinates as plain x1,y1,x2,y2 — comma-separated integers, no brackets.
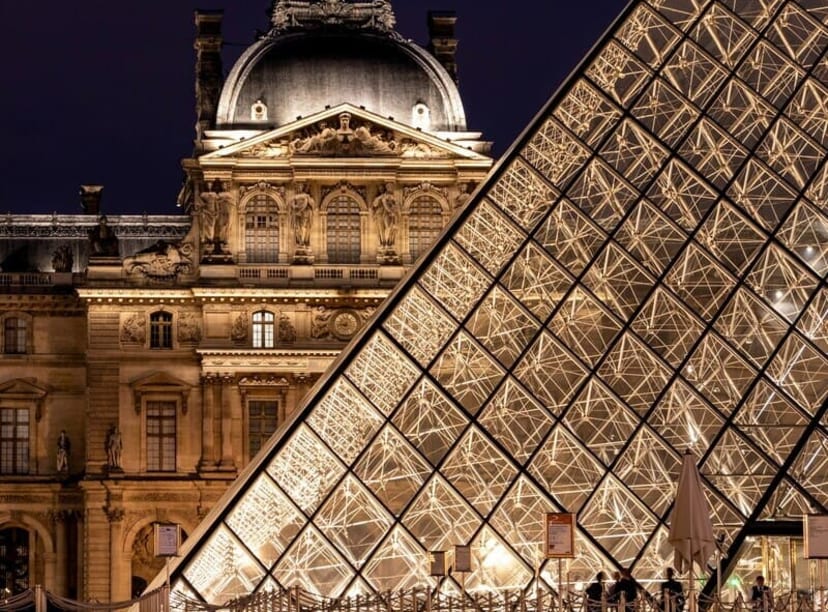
585,568,651,612
585,570,772,612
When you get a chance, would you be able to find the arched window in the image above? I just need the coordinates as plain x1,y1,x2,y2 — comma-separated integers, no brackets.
326,195,361,264
252,311,275,348
3,317,27,354
0,527,29,593
150,312,173,349
408,195,444,260
245,194,280,263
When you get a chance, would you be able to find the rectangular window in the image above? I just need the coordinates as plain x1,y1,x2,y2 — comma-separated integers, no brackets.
0,408,29,474
146,401,176,471
150,313,173,349
3,319,27,354
248,400,279,458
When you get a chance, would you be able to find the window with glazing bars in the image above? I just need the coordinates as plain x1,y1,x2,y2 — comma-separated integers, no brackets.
253,311,275,348
245,194,280,263
326,195,361,264
0,408,28,474
150,312,173,349
146,401,176,471
248,400,279,458
408,195,443,260
3,318,26,354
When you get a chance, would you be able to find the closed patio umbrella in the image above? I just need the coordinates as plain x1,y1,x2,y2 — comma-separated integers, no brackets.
668,450,716,612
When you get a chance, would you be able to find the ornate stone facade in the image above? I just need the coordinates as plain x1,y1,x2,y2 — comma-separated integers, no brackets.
0,1,491,604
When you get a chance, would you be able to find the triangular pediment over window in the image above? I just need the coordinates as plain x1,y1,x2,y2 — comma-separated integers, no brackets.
0,378,48,421
200,104,489,162
130,372,192,415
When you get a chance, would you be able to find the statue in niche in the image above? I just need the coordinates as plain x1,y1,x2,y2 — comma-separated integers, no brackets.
198,178,235,255
57,430,70,473
372,183,400,249
88,215,119,257
51,245,73,272
290,184,314,248
106,425,123,470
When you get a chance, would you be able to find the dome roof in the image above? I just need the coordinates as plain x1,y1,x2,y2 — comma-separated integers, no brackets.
216,27,468,134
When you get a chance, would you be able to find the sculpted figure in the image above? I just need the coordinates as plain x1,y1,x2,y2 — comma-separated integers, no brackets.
88,215,119,257
57,430,70,473
198,179,234,251
52,244,74,272
106,425,123,469
372,183,399,248
290,184,314,247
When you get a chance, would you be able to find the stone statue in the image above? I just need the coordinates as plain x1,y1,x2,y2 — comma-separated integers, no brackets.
372,183,399,248
51,245,74,272
88,215,119,257
198,179,235,254
106,425,123,470
290,184,314,247
57,430,70,473
455,183,472,209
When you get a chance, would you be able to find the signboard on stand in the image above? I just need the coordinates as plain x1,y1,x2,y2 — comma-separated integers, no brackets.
805,515,828,558
154,523,180,557
544,513,575,558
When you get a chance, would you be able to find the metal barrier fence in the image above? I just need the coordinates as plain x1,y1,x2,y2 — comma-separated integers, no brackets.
3,587,825,612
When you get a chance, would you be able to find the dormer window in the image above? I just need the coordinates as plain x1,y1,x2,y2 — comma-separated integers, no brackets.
251,99,268,121
253,311,276,348
412,102,431,131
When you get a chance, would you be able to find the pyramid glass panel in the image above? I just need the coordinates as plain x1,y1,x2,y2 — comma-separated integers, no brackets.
162,0,828,602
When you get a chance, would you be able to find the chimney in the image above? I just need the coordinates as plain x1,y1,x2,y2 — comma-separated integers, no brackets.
427,11,458,84
79,185,104,215
194,10,224,152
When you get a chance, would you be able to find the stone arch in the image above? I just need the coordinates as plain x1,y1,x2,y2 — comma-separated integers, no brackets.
401,188,450,215
0,511,54,553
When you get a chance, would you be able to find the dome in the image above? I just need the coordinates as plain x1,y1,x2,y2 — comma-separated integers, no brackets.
216,29,468,134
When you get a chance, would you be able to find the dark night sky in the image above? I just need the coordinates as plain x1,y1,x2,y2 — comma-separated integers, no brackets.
0,1,627,215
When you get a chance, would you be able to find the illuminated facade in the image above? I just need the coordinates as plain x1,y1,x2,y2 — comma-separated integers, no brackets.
156,0,828,604
0,0,491,602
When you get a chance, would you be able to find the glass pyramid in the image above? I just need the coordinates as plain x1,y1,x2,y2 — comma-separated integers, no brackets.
167,0,828,602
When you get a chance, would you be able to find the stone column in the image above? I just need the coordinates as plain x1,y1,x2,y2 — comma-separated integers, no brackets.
218,375,236,471
51,511,68,596
105,507,127,602
198,375,217,471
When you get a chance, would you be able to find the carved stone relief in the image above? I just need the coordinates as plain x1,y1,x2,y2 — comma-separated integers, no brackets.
278,313,297,343
178,313,203,344
231,313,249,342
311,306,374,340
121,313,147,344
123,240,195,281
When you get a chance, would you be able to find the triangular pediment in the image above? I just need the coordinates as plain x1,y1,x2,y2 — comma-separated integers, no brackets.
201,104,488,161
130,371,192,391
0,378,48,400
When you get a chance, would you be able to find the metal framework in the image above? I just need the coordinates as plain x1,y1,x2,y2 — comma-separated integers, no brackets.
161,0,828,603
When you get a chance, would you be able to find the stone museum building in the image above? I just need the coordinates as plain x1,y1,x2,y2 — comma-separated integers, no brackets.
0,0,492,601
153,0,828,606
